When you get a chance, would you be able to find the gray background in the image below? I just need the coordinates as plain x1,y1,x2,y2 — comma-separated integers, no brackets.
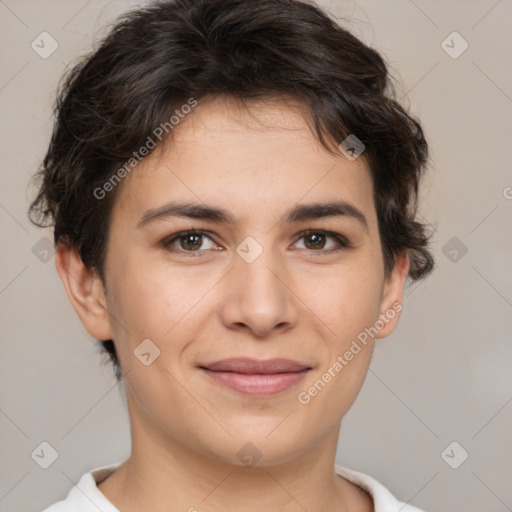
1,1,511,511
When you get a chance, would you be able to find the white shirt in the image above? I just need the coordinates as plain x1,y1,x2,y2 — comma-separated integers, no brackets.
41,461,426,511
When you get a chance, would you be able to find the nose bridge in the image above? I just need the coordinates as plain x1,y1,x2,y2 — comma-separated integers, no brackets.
220,236,297,336
236,236,286,304
238,244,282,297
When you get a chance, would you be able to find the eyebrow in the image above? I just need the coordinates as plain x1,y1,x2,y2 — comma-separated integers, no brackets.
136,200,368,231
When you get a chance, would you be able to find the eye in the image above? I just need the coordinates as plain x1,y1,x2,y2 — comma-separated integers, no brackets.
162,230,218,255
161,228,353,257
292,230,353,255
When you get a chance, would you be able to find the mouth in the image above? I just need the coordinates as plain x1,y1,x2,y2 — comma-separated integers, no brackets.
198,358,312,396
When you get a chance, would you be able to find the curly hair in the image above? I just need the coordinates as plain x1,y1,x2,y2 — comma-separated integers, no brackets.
29,0,435,380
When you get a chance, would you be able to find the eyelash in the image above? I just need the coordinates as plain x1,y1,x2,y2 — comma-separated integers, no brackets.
161,229,354,256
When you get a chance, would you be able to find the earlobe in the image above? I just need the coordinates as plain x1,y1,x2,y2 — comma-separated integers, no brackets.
375,250,410,340
55,242,113,341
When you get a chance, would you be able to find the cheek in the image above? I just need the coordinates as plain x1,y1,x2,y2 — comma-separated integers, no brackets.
297,253,383,392
105,254,217,364
302,255,384,340
295,270,381,426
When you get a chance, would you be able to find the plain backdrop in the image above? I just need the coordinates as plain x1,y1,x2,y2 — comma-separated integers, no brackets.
1,1,511,511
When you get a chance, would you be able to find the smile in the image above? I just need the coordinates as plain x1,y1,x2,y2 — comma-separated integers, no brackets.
199,358,312,396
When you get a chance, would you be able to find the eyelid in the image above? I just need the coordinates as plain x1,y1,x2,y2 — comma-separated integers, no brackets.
162,228,215,244
291,229,354,251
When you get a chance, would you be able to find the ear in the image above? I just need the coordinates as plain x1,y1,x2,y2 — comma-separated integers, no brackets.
55,242,113,341
374,250,410,340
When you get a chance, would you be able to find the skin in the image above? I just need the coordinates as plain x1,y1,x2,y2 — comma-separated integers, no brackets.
56,96,409,512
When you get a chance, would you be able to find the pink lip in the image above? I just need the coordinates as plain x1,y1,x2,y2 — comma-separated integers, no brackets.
199,358,311,396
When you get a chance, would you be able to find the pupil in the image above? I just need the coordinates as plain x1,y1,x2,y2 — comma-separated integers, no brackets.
183,234,201,250
307,233,324,249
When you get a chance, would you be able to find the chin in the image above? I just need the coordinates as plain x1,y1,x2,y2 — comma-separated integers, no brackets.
201,430,307,469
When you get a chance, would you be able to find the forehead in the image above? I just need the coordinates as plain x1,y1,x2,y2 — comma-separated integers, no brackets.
113,97,376,228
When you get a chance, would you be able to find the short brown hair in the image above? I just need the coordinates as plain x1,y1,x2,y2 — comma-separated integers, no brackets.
29,0,435,380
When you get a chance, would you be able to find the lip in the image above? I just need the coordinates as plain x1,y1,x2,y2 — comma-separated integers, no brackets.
199,358,312,396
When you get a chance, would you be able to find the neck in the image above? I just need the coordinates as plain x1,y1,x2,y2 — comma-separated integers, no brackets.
97,396,372,512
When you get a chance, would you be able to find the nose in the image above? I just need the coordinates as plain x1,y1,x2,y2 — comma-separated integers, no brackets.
218,245,299,338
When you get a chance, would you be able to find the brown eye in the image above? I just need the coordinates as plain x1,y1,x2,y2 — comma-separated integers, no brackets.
179,233,203,251
162,230,217,254
303,232,327,250
293,230,353,254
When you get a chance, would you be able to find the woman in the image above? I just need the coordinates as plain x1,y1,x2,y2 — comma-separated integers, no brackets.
30,0,435,510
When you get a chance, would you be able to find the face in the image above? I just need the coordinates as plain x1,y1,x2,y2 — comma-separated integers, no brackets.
63,96,408,467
